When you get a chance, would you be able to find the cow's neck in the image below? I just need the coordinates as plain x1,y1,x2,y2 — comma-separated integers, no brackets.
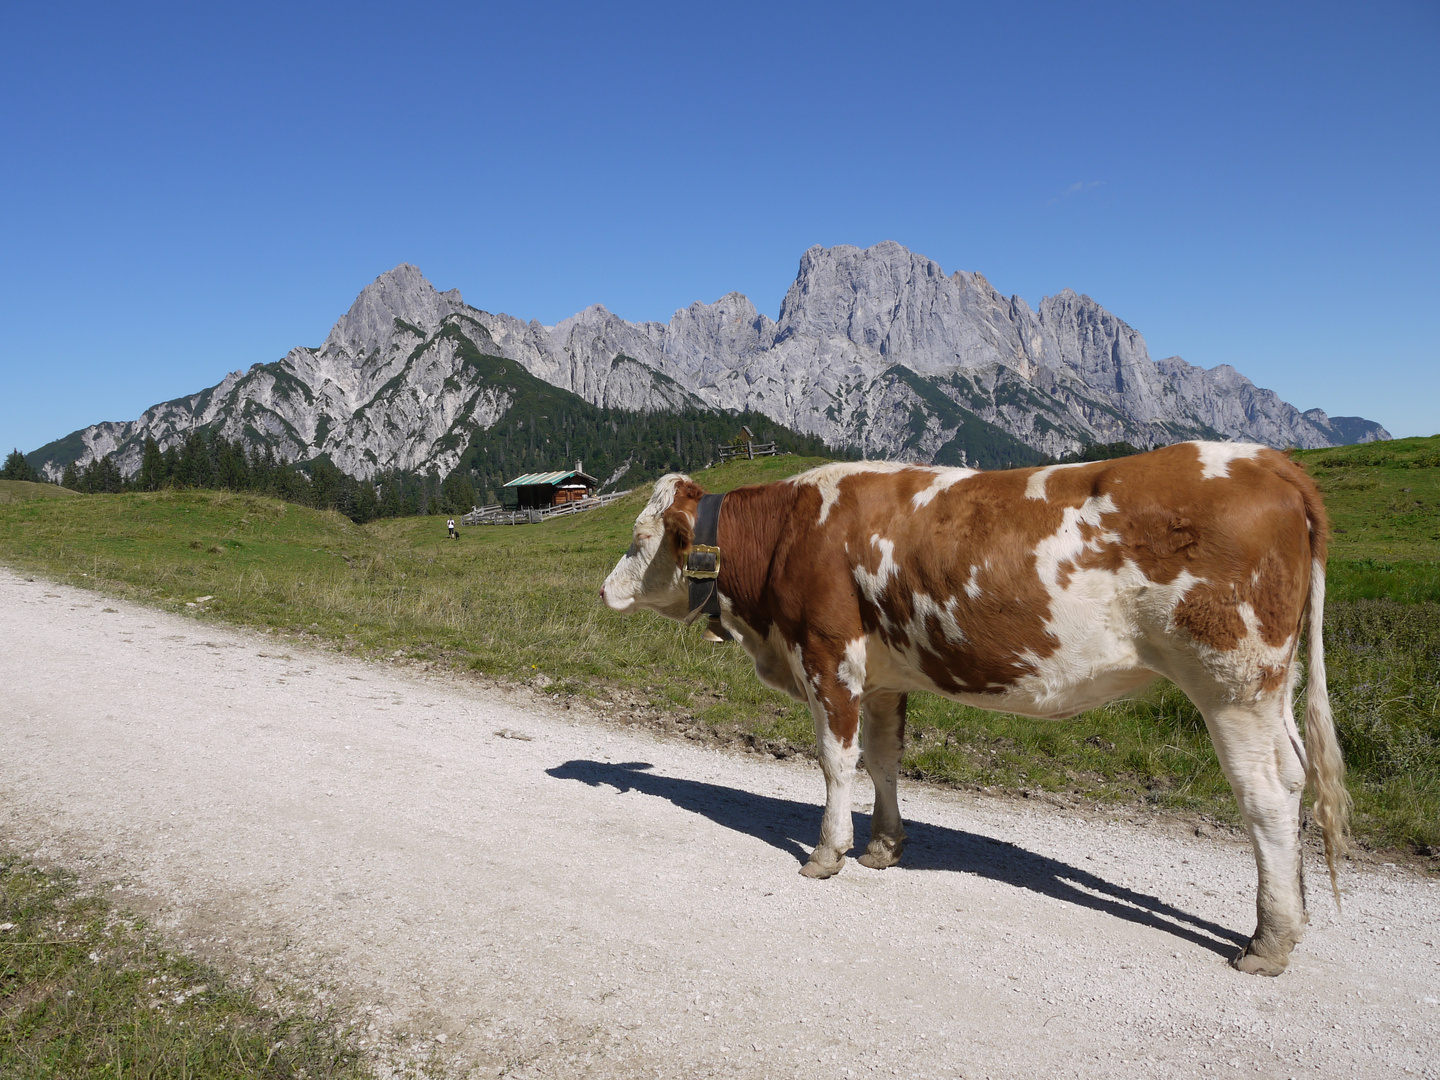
715,481,796,633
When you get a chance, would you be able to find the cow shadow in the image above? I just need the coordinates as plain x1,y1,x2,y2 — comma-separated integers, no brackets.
545,758,1248,958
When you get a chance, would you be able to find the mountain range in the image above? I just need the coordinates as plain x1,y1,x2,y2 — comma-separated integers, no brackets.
29,242,1388,482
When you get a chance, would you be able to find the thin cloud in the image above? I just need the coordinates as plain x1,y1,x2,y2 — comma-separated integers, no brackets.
1047,180,1104,205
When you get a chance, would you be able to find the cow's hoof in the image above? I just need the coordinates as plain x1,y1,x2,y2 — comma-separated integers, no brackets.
1231,943,1289,977
800,853,845,879
857,839,904,869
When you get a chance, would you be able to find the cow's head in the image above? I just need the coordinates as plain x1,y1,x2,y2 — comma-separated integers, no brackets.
600,473,706,618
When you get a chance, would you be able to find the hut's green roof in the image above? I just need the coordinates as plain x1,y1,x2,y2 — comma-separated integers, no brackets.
502,469,598,488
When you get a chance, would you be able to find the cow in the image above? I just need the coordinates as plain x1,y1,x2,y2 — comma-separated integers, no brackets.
600,441,1349,976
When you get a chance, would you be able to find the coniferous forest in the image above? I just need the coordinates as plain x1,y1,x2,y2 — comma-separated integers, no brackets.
17,408,845,524
454,407,841,509
7,421,1148,527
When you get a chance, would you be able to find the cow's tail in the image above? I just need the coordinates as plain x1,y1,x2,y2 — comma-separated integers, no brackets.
1304,555,1350,908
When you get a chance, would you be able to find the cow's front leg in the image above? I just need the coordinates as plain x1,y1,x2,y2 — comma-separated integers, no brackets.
795,653,862,880
858,691,907,869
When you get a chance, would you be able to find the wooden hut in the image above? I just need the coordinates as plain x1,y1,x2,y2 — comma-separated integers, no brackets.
502,461,600,510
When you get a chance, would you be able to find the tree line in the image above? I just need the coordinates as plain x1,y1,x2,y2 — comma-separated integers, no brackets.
457,407,841,506
6,432,1146,524
1042,440,1145,464
5,408,840,525
6,434,476,523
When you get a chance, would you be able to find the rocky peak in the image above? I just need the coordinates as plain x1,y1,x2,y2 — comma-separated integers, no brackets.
776,241,1038,376
664,292,774,360
778,241,944,343
1036,288,1157,401
321,263,466,361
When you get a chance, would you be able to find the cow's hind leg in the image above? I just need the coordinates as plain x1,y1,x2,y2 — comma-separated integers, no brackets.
858,691,907,869
1181,678,1308,975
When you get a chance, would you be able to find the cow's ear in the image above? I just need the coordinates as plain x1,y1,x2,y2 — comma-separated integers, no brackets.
662,480,704,563
663,501,695,561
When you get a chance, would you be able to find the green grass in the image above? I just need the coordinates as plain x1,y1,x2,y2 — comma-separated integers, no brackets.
0,456,825,741
1299,433,1440,561
0,853,368,1079
0,479,76,505
0,444,1436,859
1326,558,1440,605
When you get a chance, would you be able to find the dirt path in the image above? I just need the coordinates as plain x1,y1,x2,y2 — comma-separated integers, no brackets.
2,567,1437,1079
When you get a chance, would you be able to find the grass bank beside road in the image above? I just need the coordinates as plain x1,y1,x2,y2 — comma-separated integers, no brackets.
0,441,1436,861
0,853,367,1079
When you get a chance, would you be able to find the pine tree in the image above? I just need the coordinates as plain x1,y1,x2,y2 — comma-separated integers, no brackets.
177,431,212,488
378,473,404,518
215,438,250,491
352,481,378,523
308,459,345,510
1,449,39,482
79,455,123,493
60,461,80,490
139,437,166,491
249,445,278,494
440,468,477,514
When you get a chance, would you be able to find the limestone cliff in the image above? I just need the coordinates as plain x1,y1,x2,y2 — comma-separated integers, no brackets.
30,245,1387,480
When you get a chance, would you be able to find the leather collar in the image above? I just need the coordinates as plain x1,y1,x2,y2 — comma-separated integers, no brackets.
682,493,732,640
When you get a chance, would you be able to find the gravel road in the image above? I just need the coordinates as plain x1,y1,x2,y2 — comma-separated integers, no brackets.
2,567,1437,1079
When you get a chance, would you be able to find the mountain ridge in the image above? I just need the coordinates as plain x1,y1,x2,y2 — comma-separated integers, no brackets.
28,244,1388,481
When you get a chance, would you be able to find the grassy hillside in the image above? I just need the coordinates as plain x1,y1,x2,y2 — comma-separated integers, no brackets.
1295,434,1440,603
1288,435,1440,857
0,444,1435,859
0,479,77,505
0,457,822,743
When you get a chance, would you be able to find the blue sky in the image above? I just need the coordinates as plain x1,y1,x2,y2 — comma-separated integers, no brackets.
2,0,1436,452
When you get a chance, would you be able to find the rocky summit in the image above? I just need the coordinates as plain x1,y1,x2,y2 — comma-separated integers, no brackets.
31,243,1387,480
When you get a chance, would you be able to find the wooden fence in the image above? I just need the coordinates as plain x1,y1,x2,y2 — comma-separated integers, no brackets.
462,489,633,526
716,440,779,462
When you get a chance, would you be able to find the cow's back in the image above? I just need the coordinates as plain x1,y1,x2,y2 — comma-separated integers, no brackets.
773,443,1323,715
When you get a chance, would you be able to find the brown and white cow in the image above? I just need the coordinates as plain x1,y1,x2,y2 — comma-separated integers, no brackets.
601,441,1349,975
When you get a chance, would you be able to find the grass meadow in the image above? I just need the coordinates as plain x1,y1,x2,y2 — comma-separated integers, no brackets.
0,441,1436,861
